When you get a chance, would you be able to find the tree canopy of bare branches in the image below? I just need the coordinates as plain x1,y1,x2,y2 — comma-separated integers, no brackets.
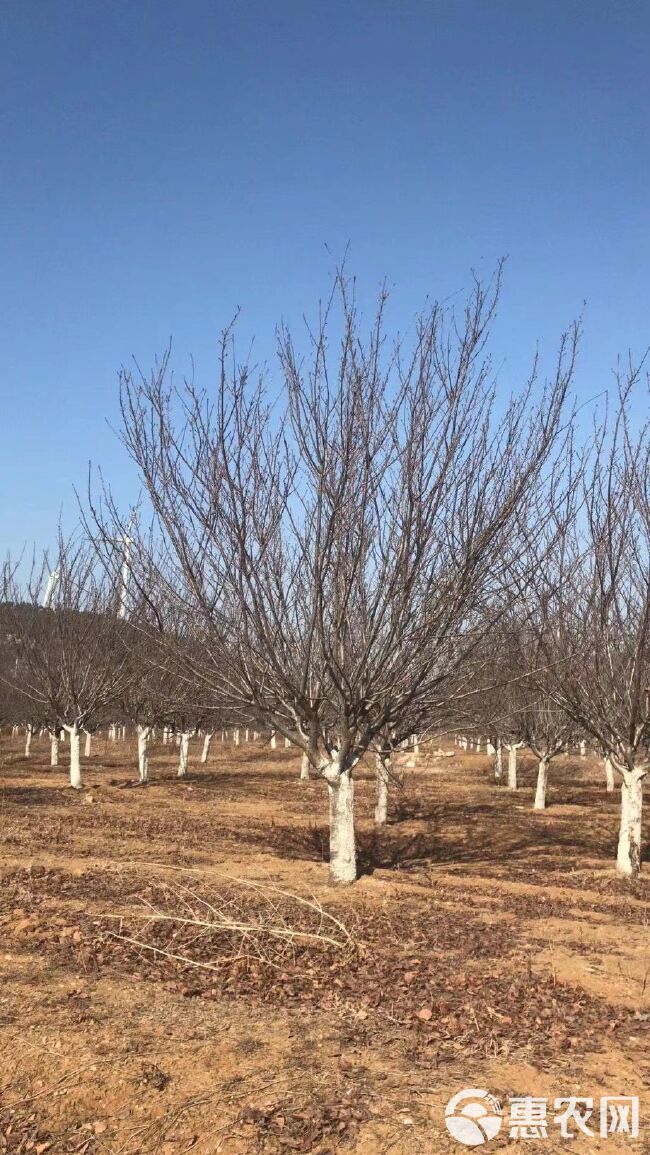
107,268,576,882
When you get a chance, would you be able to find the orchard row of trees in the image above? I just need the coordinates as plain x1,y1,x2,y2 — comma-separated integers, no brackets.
2,269,649,880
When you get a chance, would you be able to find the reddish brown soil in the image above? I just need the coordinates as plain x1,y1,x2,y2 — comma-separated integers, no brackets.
0,736,648,1154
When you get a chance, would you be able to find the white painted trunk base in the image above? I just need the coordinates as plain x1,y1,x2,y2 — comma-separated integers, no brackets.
201,732,213,764
604,757,615,793
374,753,390,825
84,731,92,758
177,732,191,777
534,759,548,810
68,725,82,789
507,745,518,790
327,768,357,884
617,772,643,877
50,733,59,767
300,753,310,780
494,741,503,782
137,725,150,782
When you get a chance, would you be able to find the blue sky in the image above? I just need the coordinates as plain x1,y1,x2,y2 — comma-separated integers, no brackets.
2,0,649,557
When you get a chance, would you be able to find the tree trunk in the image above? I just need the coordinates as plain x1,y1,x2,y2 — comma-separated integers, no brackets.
374,752,390,825
24,727,33,757
177,732,191,777
604,757,615,793
50,731,59,767
494,739,503,783
270,731,277,750
327,768,357,884
617,770,644,877
201,732,213,764
579,740,586,757
68,724,82,789
84,730,92,758
234,728,240,746
507,745,518,790
534,758,549,810
300,752,310,780
137,724,151,782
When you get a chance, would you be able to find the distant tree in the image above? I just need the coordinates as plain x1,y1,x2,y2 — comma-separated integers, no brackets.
1,535,131,789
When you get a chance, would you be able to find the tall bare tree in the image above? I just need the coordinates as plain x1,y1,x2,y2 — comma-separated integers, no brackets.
523,368,650,875
110,269,575,881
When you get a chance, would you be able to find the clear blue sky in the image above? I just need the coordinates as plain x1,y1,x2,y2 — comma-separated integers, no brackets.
2,0,649,557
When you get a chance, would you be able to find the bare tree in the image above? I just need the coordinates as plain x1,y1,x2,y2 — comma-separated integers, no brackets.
1,535,132,789
523,369,650,875
109,269,575,882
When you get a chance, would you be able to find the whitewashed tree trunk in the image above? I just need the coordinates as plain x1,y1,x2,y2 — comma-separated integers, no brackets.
325,764,356,884
300,752,310,780
234,728,240,746
507,744,518,790
579,740,586,757
494,739,503,782
374,752,391,825
413,736,419,755
177,731,191,777
201,732,213,764
534,758,549,810
24,727,33,757
137,724,151,782
270,731,277,750
67,724,82,789
604,756,615,793
162,727,168,745
285,736,291,748
84,730,92,758
617,769,644,877
245,729,249,742
487,739,495,756
50,731,59,767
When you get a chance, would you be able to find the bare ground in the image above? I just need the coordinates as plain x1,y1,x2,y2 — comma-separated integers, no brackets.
0,735,649,1154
